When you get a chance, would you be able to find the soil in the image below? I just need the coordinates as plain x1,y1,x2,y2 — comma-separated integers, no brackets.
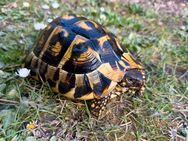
108,0,188,16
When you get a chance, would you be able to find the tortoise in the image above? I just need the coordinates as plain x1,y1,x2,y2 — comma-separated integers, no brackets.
25,14,145,118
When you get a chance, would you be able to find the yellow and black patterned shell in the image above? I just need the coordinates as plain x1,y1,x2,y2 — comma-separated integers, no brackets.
25,14,143,100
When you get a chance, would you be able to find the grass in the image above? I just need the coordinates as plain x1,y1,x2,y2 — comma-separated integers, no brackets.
0,0,188,140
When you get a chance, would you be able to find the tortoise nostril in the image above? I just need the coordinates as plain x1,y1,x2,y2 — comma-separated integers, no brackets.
135,80,143,88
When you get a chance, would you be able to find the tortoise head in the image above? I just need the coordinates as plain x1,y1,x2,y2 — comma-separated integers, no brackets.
119,68,145,96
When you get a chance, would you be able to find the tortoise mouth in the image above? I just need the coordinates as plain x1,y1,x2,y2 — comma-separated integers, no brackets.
119,81,145,96
124,86,145,96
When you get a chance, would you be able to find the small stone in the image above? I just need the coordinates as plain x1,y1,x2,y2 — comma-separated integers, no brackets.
91,103,95,108
50,136,57,141
115,91,121,95
47,18,53,23
0,61,5,69
122,87,128,92
41,4,50,10
34,22,46,30
25,136,37,141
23,2,30,7
52,2,59,9
7,89,19,99
100,14,106,21
100,7,105,12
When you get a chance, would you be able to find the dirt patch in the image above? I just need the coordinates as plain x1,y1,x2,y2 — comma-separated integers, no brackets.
107,0,188,16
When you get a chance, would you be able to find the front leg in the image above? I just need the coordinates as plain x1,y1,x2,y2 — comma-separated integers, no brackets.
87,95,111,119
87,85,124,118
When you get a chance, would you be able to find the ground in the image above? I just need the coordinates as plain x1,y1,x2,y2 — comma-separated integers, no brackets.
0,0,188,141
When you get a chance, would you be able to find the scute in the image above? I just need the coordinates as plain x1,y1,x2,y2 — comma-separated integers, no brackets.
74,74,93,98
58,72,75,93
25,14,142,100
62,41,102,74
71,20,105,39
60,14,87,26
92,72,112,97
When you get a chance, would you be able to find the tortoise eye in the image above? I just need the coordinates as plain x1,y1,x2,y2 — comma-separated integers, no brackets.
126,78,134,85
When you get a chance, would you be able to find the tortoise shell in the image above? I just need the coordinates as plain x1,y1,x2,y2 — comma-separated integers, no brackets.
25,14,144,101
